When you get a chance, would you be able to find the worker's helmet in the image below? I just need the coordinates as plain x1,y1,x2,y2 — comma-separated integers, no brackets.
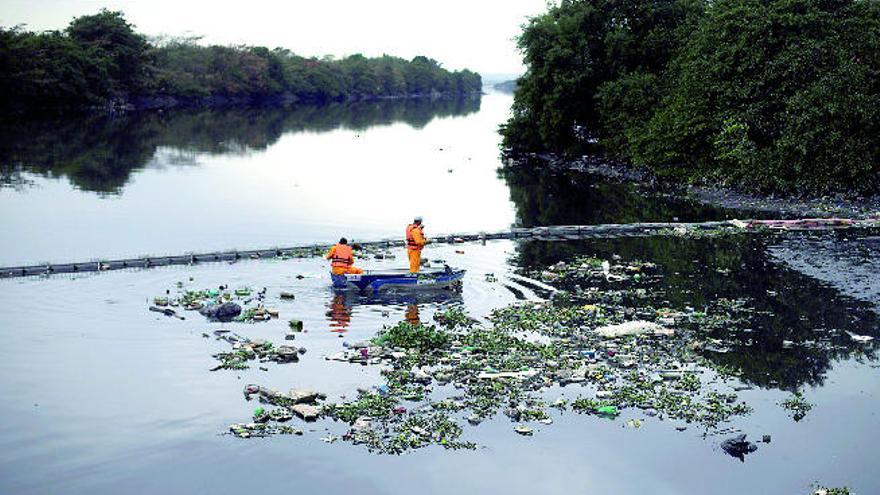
414,216,423,223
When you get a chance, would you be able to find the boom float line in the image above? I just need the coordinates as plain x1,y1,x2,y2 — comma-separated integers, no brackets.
2,218,875,279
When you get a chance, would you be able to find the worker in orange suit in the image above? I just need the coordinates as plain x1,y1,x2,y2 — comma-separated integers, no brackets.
326,238,363,275
405,216,427,273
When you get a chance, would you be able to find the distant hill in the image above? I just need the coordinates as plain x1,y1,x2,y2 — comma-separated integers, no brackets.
480,73,520,86
493,79,518,93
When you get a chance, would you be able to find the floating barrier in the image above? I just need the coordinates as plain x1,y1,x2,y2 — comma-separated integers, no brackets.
1,218,876,279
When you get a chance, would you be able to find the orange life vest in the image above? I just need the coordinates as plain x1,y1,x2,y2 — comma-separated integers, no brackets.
406,224,423,251
331,244,354,267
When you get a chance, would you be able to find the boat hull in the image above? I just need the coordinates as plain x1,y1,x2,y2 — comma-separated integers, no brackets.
330,268,465,292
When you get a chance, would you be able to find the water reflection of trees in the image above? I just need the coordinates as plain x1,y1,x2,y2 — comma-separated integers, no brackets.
0,95,480,194
499,160,729,227
502,162,878,390
515,235,878,390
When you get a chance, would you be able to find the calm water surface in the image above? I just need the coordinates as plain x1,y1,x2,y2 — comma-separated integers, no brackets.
0,94,508,265
1,93,878,495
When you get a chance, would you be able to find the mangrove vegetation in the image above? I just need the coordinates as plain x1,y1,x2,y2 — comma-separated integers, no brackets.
0,10,482,114
501,0,880,194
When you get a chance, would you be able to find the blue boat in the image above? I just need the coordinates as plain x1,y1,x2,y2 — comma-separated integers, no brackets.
330,266,465,292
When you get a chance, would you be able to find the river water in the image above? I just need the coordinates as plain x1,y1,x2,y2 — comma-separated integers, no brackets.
1,92,878,495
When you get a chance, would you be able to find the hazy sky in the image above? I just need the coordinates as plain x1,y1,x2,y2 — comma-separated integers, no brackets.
0,0,548,74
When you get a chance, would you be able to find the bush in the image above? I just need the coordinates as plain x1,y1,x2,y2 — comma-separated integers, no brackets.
503,0,880,194
502,0,704,152
638,0,880,193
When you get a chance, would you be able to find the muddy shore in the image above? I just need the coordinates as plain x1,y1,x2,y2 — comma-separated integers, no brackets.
515,153,880,220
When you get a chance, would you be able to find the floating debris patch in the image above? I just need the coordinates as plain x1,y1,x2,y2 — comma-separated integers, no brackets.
229,255,771,453
211,337,305,371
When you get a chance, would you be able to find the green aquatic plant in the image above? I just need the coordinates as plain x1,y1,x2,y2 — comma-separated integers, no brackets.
678,372,701,392
518,408,549,421
372,322,449,352
433,306,476,329
212,350,250,370
571,397,609,413
780,392,813,422
346,411,475,455
382,368,428,401
323,391,398,424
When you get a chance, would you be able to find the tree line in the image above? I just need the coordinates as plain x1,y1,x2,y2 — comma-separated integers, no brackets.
502,0,880,194
0,10,482,113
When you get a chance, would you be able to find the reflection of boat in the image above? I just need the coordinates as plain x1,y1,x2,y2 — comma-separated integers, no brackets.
405,304,421,325
327,294,352,333
330,267,465,292
324,286,461,333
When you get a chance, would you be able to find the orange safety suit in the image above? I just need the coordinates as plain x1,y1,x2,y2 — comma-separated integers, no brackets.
405,223,426,273
326,244,363,275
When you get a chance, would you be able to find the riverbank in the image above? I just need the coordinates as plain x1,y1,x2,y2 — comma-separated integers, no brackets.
125,90,482,113
2,91,483,118
510,153,880,220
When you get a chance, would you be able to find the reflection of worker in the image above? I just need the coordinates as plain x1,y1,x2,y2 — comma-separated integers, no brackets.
405,303,420,325
405,217,427,273
326,238,364,275
327,293,351,332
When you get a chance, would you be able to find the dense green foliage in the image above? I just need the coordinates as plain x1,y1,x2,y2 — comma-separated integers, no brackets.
503,0,880,194
0,10,481,112
502,0,703,151
151,43,480,102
